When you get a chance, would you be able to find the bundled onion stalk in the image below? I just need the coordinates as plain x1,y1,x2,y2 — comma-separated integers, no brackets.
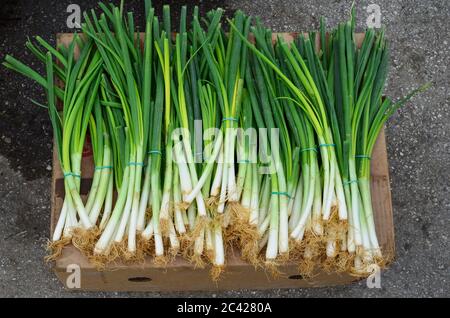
229,8,428,274
4,35,105,255
3,1,427,278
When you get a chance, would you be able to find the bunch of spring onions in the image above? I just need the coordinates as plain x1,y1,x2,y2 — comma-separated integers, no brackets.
3,1,427,279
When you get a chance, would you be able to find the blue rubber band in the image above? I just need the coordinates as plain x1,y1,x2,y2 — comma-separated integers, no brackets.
222,117,238,122
318,143,336,148
238,159,251,163
148,150,162,155
128,162,145,167
271,191,292,199
355,155,371,160
300,147,318,153
95,165,113,170
63,172,81,178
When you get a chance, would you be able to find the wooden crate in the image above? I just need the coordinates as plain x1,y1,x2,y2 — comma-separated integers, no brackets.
50,33,395,291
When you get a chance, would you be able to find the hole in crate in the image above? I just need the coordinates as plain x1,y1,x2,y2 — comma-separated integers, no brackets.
128,276,152,283
288,274,304,280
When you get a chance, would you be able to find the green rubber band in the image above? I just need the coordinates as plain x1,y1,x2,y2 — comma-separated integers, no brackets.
300,147,318,153
63,172,81,178
148,150,162,155
344,179,358,186
238,159,251,163
318,143,336,148
222,117,238,122
95,165,113,170
355,155,371,160
271,191,292,199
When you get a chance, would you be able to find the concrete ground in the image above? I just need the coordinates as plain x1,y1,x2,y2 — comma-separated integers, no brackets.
0,0,448,297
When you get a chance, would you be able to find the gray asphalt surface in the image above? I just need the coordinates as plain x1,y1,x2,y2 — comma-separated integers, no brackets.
0,0,448,298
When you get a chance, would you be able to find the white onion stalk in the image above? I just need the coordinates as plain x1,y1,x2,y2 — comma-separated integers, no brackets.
53,200,68,241
194,226,205,258
146,131,172,256
240,166,252,209
184,132,223,203
291,162,316,240
167,216,180,253
217,128,231,214
258,177,271,227
147,138,173,256
348,158,362,246
249,164,260,226
85,169,101,214
359,178,381,257
136,155,152,231
258,232,270,252
277,174,289,254
258,214,270,237
63,200,77,237
187,204,196,230
235,153,248,201
226,126,239,202
334,160,348,220
173,137,193,201
265,178,279,260
89,139,112,224
173,165,186,234
70,152,92,229
94,166,130,255
127,142,146,252
99,175,114,230
158,145,173,228
205,227,213,255
319,137,336,221
210,146,224,197
212,223,225,266
312,162,323,236
114,151,137,243
288,177,303,232
287,177,299,218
